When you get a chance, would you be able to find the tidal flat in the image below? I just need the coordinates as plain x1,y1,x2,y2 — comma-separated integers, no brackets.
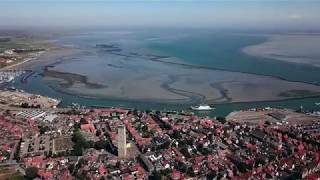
10,30,320,105
41,32,320,104
243,34,320,67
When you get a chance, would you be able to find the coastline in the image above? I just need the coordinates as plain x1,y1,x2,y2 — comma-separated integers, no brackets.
6,46,81,70
1,56,38,70
24,34,320,105
1,32,320,114
0,34,81,72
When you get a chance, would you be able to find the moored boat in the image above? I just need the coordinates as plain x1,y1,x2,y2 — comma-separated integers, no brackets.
191,104,215,111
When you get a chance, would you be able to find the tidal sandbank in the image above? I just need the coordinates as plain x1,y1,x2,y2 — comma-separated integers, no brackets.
243,34,320,67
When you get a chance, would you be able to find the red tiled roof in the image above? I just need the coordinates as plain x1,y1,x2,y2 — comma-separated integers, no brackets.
81,124,96,134
99,165,107,175
38,170,53,179
306,172,320,180
171,170,181,180
94,108,129,114
24,156,44,168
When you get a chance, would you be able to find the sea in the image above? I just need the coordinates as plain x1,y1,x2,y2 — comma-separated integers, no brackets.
8,29,320,117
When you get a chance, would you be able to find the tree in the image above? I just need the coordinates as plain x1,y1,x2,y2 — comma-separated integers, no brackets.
187,167,196,177
72,129,87,145
216,116,226,124
96,130,102,137
72,129,88,156
68,164,75,175
25,167,38,179
132,109,138,116
39,126,49,134
207,171,217,180
94,140,107,150
4,109,11,116
87,141,95,148
21,103,29,108
80,118,87,124
149,171,162,180
14,139,22,161
73,145,83,156
172,130,182,139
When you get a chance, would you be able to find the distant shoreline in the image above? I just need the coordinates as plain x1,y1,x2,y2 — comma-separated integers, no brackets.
5,46,80,71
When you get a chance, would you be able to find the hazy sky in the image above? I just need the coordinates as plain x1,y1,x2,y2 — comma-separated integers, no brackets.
0,0,319,30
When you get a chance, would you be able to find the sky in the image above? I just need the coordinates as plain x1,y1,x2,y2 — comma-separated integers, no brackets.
0,0,319,30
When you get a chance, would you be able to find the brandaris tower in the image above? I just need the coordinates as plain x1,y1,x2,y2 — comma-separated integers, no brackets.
117,125,127,158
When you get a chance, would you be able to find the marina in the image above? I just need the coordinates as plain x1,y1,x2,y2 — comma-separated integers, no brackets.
0,70,26,84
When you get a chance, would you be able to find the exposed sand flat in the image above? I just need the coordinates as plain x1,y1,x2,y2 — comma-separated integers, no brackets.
8,46,82,70
44,55,320,104
170,70,320,104
17,33,320,105
243,34,320,67
66,76,189,102
220,77,320,102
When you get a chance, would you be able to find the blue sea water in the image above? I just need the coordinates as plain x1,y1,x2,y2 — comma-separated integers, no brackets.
148,32,320,85
10,30,320,117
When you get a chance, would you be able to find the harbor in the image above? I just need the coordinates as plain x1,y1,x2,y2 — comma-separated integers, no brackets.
0,70,27,84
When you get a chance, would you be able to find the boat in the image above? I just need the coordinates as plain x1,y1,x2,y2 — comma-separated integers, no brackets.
191,104,215,111
315,102,320,106
6,76,15,82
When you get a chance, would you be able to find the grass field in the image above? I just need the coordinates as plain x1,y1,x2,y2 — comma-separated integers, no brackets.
0,167,25,180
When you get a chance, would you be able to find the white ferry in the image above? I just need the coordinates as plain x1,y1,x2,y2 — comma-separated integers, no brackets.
191,104,215,111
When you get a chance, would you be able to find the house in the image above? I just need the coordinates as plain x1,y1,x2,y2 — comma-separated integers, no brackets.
81,124,96,134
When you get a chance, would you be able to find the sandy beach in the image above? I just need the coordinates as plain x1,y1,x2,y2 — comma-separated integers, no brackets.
6,46,81,71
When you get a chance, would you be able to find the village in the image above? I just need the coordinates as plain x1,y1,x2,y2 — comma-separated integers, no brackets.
0,90,319,180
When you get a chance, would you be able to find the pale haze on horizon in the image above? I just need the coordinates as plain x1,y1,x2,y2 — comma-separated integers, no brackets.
0,0,319,30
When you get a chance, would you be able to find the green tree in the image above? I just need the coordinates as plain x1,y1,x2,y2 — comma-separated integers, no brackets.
25,167,38,179
21,103,29,108
72,129,88,156
39,126,49,135
80,118,87,124
4,109,11,116
216,116,226,124
14,139,22,161
94,140,107,150
96,130,102,137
